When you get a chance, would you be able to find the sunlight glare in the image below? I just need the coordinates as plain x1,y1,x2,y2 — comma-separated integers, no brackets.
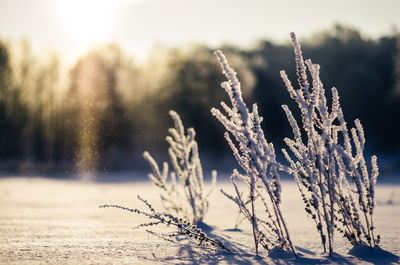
59,0,118,46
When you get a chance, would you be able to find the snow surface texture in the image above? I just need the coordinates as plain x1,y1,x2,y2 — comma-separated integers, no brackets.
0,177,399,264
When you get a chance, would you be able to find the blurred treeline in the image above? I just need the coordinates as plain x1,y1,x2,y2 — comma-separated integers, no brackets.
0,24,399,173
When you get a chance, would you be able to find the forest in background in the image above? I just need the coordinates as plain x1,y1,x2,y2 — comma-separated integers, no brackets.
0,24,400,174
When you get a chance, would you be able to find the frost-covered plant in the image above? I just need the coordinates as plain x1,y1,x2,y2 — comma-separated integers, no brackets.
143,110,217,224
100,196,229,253
281,32,379,255
211,51,297,257
333,120,380,248
233,191,252,229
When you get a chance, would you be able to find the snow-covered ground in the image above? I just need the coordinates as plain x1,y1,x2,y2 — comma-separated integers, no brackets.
0,176,399,264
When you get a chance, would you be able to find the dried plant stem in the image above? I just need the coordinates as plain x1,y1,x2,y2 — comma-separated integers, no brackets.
143,110,217,224
100,195,230,253
212,50,297,257
282,32,380,254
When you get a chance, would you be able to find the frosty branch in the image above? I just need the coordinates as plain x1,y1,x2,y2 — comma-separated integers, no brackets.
211,50,297,257
100,196,229,253
281,32,380,255
143,110,217,224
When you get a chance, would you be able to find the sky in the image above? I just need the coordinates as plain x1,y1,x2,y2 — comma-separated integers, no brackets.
0,0,399,64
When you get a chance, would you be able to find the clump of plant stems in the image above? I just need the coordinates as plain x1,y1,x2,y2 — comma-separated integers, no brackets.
101,32,381,260
100,196,229,253
143,110,217,225
211,50,297,257
281,32,380,255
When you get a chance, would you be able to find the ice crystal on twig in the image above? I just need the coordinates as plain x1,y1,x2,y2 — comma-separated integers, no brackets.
281,32,379,255
100,196,229,253
211,50,297,257
143,110,217,224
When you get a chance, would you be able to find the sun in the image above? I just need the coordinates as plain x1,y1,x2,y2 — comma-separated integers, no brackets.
58,0,118,45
